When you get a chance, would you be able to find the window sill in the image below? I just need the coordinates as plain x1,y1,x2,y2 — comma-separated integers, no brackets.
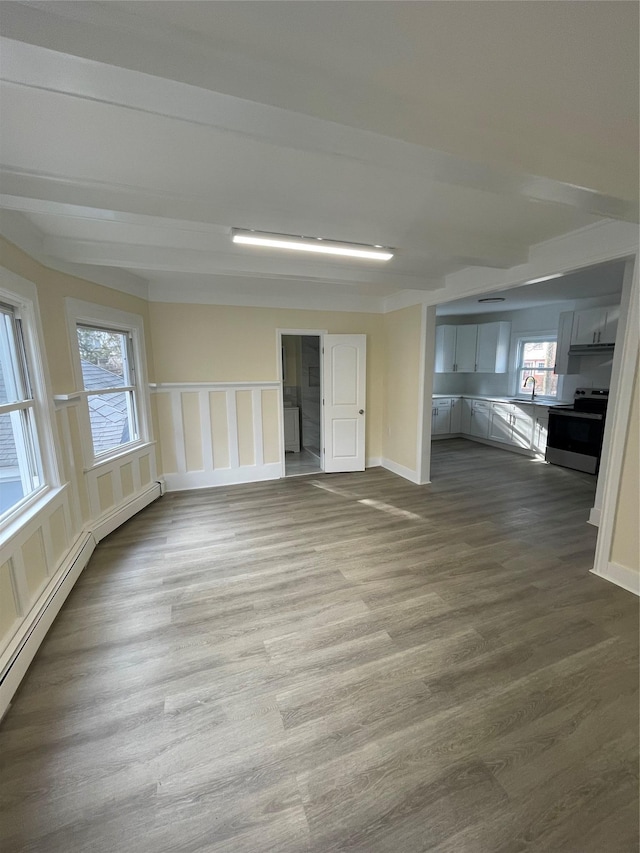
83,441,156,473
0,485,68,545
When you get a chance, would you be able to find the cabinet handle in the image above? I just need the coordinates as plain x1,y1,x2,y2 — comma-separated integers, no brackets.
592,331,596,343
598,331,601,343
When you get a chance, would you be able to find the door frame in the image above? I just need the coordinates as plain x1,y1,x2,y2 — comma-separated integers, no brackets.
276,328,327,478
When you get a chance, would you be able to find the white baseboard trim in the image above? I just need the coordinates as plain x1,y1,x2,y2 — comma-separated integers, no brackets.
591,562,640,596
366,456,382,468
588,506,601,527
0,531,95,720
91,482,162,543
164,462,282,492
381,457,421,484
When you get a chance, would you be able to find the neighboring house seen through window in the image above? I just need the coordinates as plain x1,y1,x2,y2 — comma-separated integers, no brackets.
0,302,44,518
516,337,558,398
77,325,139,457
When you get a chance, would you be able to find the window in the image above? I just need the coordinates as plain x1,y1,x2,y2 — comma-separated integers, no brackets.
67,298,150,465
76,324,139,457
515,337,558,398
0,302,44,517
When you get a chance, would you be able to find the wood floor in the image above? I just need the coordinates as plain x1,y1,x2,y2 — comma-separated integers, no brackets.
1,439,638,852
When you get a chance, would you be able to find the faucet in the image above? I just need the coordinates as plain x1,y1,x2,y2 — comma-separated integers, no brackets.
524,375,537,401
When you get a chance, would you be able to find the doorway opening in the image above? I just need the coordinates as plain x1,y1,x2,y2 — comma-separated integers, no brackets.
281,334,323,477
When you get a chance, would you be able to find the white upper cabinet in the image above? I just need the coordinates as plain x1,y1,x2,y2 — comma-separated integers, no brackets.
455,326,478,372
554,310,577,375
475,322,511,373
600,306,619,344
434,321,510,373
571,305,619,346
434,326,457,373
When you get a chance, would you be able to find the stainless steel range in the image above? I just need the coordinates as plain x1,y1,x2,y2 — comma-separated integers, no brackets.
546,388,609,474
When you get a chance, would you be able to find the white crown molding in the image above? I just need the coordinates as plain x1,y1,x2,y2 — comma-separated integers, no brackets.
147,274,386,314
2,213,636,316
0,210,149,300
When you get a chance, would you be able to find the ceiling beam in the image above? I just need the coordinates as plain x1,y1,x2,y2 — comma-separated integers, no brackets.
41,235,447,291
2,37,637,223
0,178,528,270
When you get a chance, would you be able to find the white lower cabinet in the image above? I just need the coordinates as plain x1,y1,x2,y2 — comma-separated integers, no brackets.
469,400,490,438
432,399,452,435
533,408,549,455
435,395,549,457
488,403,512,444
488,402,533,449
431,397,464,436
450,397,462,434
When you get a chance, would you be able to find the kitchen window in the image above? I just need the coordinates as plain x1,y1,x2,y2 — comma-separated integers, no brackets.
515,337,558,399
0,300,45,520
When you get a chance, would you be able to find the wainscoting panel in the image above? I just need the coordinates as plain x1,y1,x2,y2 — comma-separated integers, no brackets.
0,399,162,717
152,382,283,491
0,484,74,686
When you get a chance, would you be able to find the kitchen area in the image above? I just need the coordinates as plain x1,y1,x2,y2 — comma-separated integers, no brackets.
431,260,624,477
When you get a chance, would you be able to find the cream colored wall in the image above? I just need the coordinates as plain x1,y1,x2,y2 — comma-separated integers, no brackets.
0,237,155,393
382,304,423,472
0,238,161,709
611,359,639,573
0,236,159,515
149,303,384,461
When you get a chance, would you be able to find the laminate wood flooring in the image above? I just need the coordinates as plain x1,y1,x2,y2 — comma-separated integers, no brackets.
1,439,638,852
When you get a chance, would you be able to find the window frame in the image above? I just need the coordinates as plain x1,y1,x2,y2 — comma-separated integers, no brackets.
66,299,152,467
0,271,60,532
512,333,561,400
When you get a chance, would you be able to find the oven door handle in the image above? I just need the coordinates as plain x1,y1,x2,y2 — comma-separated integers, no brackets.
549,409,604,420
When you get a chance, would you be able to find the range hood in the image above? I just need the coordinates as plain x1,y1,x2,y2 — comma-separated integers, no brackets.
568,342,615,355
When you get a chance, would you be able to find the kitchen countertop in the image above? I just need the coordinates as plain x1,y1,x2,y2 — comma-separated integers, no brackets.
432,394,571,408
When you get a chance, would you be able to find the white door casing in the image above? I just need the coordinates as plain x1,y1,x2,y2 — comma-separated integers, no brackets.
323,334,366,472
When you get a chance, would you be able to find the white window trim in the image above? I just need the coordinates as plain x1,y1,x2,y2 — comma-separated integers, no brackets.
65,298,153,469
0,268,61,534
512,331,563,400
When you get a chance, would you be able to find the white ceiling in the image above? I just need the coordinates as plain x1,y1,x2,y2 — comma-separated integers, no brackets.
436,259,627,317
0,1,638,310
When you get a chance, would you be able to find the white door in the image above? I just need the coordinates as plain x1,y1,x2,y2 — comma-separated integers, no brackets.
323,334,366,472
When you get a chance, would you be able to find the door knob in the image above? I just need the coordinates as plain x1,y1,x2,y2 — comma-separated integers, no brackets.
359,409,364,414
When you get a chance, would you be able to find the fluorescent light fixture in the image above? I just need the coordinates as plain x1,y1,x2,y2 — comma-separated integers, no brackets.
232,229,393,261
